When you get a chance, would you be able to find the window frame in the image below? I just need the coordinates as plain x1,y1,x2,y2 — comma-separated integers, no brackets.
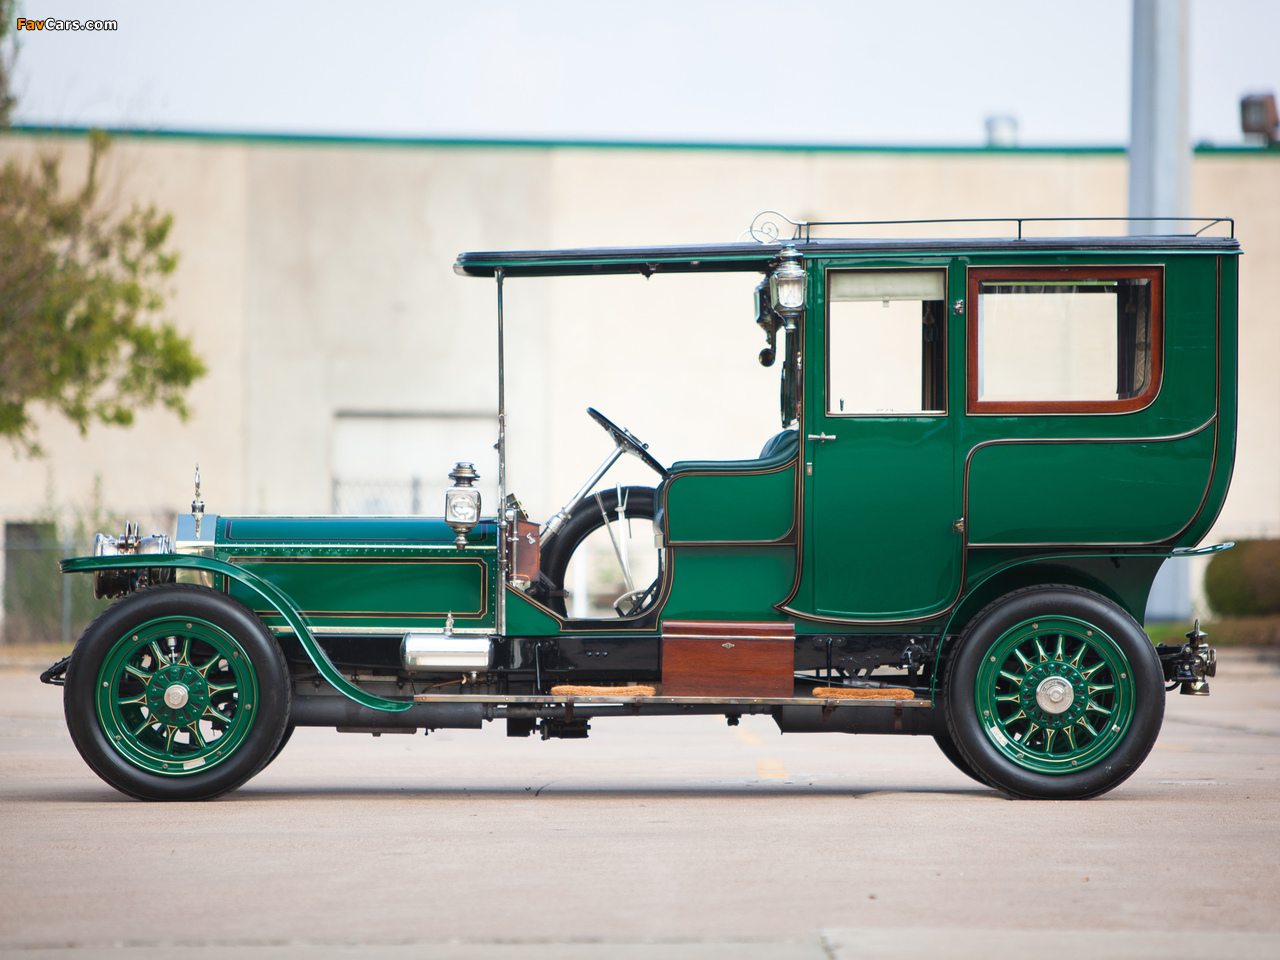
965,265,1164,415
823,266,950,419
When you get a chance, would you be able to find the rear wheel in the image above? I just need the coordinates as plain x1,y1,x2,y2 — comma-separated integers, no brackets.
943,585,1164,800
64,584,290,801
932,729,987,786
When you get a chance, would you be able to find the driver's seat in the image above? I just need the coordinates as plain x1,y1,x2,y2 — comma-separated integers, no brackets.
758,428,799,461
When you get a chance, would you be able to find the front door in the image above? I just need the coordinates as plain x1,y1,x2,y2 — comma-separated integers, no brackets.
785,262,963,623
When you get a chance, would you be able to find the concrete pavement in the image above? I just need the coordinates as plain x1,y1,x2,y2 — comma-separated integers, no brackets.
2,649,1278,959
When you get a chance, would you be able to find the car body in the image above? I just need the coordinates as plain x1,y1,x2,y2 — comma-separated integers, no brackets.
52,214,1233,800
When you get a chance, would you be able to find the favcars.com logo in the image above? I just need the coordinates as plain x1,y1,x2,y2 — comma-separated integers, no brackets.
15,17,118,31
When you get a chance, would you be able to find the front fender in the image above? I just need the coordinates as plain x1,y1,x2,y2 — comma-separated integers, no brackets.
61,554,412,713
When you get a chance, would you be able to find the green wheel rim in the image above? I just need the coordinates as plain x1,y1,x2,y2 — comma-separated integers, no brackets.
974,616,1135,774
94,616,259,777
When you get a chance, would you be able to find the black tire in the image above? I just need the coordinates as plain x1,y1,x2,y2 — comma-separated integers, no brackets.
261,723,295,770
932,730,989,786
942,585,1165,800
64,584,291,801
535,486,658,618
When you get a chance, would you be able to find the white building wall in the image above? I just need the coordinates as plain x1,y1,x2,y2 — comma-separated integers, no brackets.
1,131,1276,627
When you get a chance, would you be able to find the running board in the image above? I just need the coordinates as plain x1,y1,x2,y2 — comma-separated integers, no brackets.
410,693,932,707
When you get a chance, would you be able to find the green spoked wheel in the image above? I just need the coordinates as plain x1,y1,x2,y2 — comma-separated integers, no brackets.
65,585,290,801
974,617,1135,774
94,616,259,776
944,586,1164,800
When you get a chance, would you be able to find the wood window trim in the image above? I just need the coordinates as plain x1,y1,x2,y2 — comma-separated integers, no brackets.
966,265,1164,415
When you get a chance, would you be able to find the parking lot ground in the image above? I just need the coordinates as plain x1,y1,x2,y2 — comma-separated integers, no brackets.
2,648,1278,959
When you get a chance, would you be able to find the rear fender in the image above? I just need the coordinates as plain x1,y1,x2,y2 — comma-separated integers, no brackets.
930,543,1233,696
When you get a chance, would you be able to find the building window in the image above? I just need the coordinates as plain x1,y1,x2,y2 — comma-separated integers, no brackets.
330,412,498,515
968,266,1162,413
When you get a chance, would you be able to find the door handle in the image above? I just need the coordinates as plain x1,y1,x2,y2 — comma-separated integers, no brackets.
807,433,837,442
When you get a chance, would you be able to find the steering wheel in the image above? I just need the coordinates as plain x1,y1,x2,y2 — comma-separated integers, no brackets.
587,408,669,479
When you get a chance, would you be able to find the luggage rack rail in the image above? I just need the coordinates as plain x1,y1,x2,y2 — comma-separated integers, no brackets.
746,210,1236,242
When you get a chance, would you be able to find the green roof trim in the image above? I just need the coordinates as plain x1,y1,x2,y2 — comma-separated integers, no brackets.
2,124,1123,154
6,125,1276,157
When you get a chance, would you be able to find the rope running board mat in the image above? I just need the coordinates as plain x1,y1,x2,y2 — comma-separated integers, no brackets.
811,686,916,700
548,685,658,697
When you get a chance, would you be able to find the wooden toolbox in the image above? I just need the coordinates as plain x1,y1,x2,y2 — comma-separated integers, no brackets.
660,620,795,697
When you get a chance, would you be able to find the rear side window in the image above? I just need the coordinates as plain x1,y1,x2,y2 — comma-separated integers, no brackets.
967,266,1162,413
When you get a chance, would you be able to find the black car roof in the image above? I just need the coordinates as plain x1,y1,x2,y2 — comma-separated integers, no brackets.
455,235,1240,278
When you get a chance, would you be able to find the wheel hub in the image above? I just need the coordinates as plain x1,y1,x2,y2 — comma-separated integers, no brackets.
1019,660,1089,729
145,663,210,726
1035,676,1074,714
163,683,190,709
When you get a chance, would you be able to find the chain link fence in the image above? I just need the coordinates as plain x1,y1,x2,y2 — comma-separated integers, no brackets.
2,512,175,645
332,478,429,516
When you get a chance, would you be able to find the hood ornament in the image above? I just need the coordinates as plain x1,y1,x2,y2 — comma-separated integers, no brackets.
192,464,205,538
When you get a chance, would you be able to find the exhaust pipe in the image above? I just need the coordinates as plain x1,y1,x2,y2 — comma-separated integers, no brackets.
290,696,484,730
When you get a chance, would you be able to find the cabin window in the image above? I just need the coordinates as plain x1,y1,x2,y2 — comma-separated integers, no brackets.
967,266,1162,414
826,269,947,415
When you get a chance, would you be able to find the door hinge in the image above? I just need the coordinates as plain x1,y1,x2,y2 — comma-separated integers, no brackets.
807,433,836,442
953,517,966,534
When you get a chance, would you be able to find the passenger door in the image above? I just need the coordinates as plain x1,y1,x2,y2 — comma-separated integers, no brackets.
784,263,963,622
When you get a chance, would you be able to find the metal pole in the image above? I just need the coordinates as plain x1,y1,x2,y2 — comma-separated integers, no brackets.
495,268,507,637
1129,0,1190,235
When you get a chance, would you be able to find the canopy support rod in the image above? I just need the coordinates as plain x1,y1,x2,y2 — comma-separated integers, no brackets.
495,268,507,637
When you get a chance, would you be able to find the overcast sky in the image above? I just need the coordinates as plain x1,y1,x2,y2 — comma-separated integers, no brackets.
7,0,1279,146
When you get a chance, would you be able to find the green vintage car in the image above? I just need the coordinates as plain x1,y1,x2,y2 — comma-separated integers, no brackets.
48,214,1232,801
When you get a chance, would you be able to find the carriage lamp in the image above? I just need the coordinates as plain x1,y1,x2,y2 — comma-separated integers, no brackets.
770,246,806,330
445,462,482,549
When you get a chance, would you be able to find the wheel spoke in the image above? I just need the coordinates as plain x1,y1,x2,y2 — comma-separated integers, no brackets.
1088,682,1115,696
132,715,157,737
1043,728,1058,754
1085,698,1113,716
204,704,234,724
124,663,153,682
150,640,169,667
998,669,1024,685
1077,717,1100,738
1053,634,1065,661
995,692,1020,703
1013,649,1034,671
179,635,192,666
1080,661,1106,681
116,693,148,707
207,681,238,696
1063,725,1077,751
1068,641,1086,668
1033,638,1050,663
196,653,222,678
163,725,178,752
188,723,207,749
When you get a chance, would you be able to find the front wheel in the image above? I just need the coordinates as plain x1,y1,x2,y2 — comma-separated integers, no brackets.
64,584,291,801
943,585,1165,800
